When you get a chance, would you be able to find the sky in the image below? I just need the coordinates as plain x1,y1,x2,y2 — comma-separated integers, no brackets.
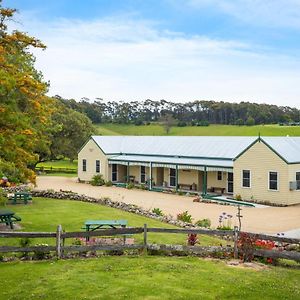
6,0,300,107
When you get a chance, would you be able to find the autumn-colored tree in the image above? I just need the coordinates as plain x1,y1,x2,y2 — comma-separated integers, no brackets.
0,1,54,183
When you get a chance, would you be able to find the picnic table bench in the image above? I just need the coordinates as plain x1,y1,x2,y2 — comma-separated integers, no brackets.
84,219,128,231
83,220,128,242
0,209,21,229
7,192,32,204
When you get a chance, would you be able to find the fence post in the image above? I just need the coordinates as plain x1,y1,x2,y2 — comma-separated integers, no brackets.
143,224,148,254
233,226,239,259
56,225,63,259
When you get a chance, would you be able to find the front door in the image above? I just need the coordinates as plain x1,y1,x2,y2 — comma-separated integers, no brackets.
227,172,234,193
169,168,176,187
112,164,118,182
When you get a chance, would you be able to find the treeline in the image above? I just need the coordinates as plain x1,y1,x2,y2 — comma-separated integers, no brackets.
56,97,300,126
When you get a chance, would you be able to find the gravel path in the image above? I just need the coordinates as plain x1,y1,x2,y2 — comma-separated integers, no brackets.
36,176,300,235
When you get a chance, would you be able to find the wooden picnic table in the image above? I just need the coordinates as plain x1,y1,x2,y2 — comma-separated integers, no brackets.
8,192,32,205
84,220,128,242
0,209,21,229
84,219,128,232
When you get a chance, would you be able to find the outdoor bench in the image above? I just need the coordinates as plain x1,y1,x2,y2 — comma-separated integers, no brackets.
178,183,197,191
8,192,32,204
210,187,225,194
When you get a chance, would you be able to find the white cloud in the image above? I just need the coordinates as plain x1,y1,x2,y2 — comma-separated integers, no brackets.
187,0,300,29
11,11,300,107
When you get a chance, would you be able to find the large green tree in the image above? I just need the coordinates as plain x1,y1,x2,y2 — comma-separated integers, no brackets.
0,1,54,183
49,102,94,162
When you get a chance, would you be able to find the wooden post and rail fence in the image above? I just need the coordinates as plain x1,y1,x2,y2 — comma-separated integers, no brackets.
35,166,77,174
0,226,299,262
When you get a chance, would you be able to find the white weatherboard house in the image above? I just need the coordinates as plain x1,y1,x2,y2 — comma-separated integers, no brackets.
78,136,300,206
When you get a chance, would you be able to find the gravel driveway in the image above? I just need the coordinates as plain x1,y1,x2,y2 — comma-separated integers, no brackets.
36,176,300,236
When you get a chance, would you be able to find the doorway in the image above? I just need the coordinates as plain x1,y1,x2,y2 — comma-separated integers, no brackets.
227,172,234,193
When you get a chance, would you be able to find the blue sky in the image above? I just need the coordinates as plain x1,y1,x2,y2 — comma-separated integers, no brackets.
6,0,300,106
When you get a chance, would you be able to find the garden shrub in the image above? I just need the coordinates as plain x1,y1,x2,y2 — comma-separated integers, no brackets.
19,238,32,258
126,183,135,189
0,188,7,207
140,184,148,190
187,234,198,246
90,175,105,186
33,244,50,260
195,218,211,228
105,180,113,187
152,207,163,216
254,239,277,264
177,211,193,223
106,250,124,256
237,233,256,262
235,194,242,201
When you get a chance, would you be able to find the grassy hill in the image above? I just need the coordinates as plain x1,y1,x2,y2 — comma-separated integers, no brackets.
95,123,300,136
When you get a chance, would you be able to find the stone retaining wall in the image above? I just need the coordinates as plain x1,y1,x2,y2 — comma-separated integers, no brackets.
4,186,196,229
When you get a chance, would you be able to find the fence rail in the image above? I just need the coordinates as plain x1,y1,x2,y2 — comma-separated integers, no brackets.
0,225,299,262
35,166,77,173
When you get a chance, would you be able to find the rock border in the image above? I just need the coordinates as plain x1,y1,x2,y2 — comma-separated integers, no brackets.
4,186,197,228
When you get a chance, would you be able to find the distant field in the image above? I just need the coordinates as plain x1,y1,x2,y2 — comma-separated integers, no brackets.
36,159,77,177
36,159,77,169
95,123,300,136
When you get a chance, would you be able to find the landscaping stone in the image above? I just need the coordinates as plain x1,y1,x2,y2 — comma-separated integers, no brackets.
3,187,197,229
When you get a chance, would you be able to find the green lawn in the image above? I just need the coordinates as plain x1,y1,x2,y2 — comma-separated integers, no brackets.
36,159,77,169
96,123,300,136
1,256,299,300
2,198,222,246
1,199,300,299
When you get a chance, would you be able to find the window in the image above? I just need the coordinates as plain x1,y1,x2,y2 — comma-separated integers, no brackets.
217,171,222,181
82,159,87,172
296,172,300,190
140,166,146,183
96,160,100,173
242,170,251,188
169,168,176,187
269,171,278,190
112,164,117,182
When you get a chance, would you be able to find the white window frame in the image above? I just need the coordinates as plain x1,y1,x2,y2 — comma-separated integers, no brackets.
217,171,222,181
268,171,279,191
82,159,87,172
96,160,100,173
296,171,300,191
140,166,146,183
241,170,251,188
